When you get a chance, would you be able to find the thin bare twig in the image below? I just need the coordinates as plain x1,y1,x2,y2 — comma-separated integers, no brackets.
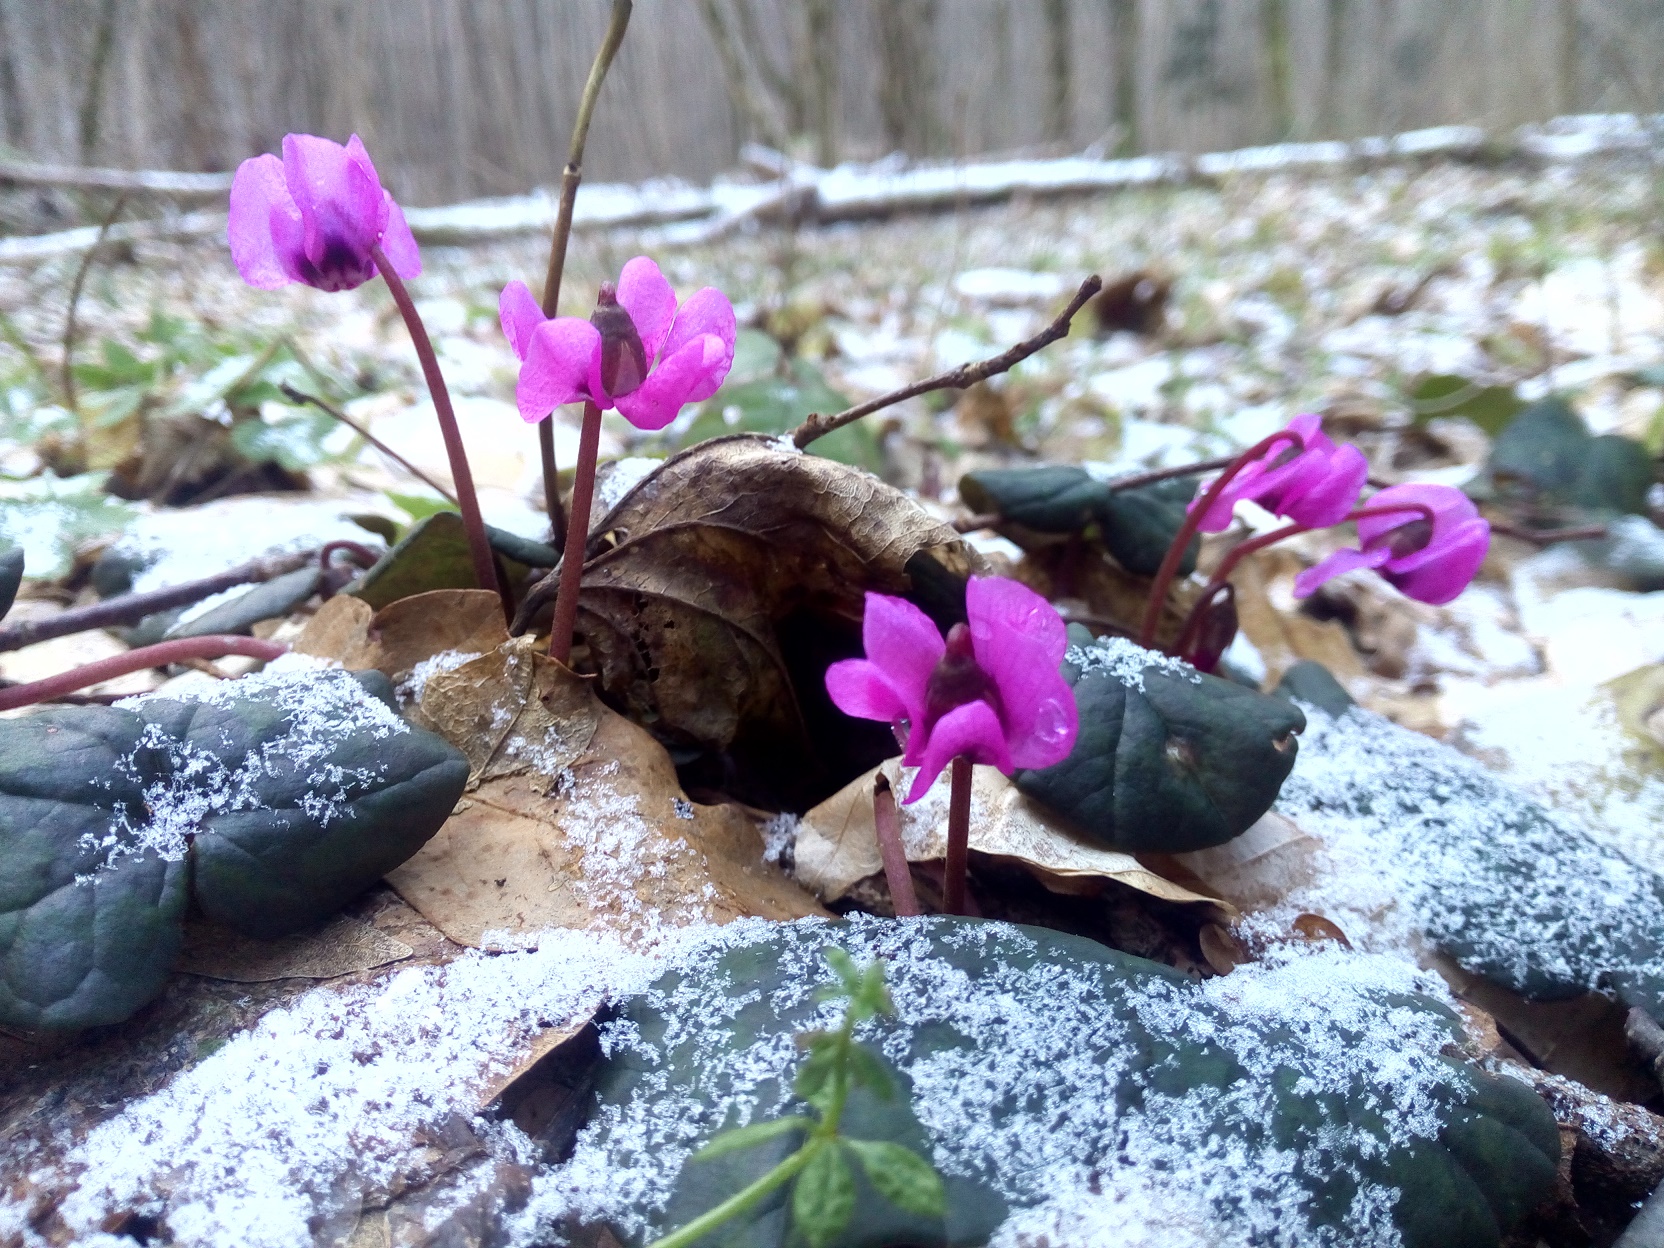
61,190,129,414
0,549,315,653
279,383,458,505
873,774,921,917
792,275,1103,449
536,0,634,546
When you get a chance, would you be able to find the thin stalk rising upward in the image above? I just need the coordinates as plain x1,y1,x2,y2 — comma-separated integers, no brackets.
536,0,634,545
873,774,921,917
942,756,974,915
547,399,604,665
1137,429,1305,649
370,243,506,620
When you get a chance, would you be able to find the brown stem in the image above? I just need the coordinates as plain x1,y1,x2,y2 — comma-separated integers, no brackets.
548,399,603,665
279,383,458,505
873,774,921,917
0,635,287,712
0,550,317,653
792,275,1102,449
1137,429,1305,648
318,540,381,570
1489,520,1608,545
536,0,633,539
369,242,506,620
1101,454,1239,493
942,756,973,916
61,190,129,417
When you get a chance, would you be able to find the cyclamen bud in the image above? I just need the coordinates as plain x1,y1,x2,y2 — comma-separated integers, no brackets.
923,623,1005,732
590,282,649,398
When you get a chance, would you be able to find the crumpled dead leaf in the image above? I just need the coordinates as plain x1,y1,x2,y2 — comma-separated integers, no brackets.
1227,544,1370,690
174,914,412,982
1172,810,1324,912
515,434,984,805
296,586,827,948
795,758,1227,915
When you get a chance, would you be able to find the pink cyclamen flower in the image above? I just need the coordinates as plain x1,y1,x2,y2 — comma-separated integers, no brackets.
503,257,737,431
1190,413,1367,533
1294,483,1490,605
825,577,1079,804
228,134,420,292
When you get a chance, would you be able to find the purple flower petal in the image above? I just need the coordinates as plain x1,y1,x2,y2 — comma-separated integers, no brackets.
659,287,737,399
518,318,603,422
860,592,943,730
1386,517,1491,604
1282,442,1367,528
228,154,303,290
904,701,1011,803
499,280,546,362
1293,546,1391,598
375,195,422,280
281,134,383,291
613,333,728,431
965,576,1077,768
825,659,911,725
616,257,678,364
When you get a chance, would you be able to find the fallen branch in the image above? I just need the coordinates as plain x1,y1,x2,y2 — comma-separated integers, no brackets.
279,383,459,504
0,634,287,712
792,275,1102,449
0,158,234,197
0,549,316,653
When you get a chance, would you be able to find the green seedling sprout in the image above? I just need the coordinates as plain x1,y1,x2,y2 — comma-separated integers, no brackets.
646,948,945,1248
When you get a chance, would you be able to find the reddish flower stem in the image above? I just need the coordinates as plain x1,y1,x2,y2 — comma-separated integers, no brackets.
548,399,603,665
370,243,507,622
873,774,921,917
0,635,288,712
942,756,974,916
1171,500,1438,663
1137,430,1305,649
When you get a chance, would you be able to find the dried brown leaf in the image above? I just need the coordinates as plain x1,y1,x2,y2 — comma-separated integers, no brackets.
174,915,412,982
795,758,1227,915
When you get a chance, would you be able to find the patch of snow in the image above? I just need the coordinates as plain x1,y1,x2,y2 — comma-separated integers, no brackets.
952,268,1069,303
397,648,483,706
760,813,798,867
596,457,662,512
1068,638,1202,692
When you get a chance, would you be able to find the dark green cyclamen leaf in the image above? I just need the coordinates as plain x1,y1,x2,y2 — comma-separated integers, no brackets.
793,1144,856,1248
0,670,468,1028
0,544,21,621
1274,658,1356,718
164,566,323,640
1488,395,1589,500
0,706,188,1029
586,917,1558,1248
1572,434,1654,516
1016,640,1304,851
1277,700,1664,1020
348,511,548,609
957,467,1198,576
841,1140,945,1218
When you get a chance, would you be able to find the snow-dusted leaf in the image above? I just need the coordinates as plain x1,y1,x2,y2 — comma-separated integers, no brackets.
0,670,468,1028
792,1143,856,1248
958,466,1198,577
1015,638,1304,852
162,565,322,640
582,917,1558,1248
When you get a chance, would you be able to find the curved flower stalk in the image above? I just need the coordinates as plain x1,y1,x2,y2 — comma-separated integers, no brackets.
505,258,736,664
826,577,1078,914
1295,483,1491,605
228,134,503,616
1140,414,1366,647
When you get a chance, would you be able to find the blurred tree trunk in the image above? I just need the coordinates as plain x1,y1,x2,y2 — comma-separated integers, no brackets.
874,0,939,155
697,0,787,150
1262,0,1293,140
173,0,221,171
796,0,838,166
1558,0,1579,115
1108,0,1139,155
1044,0,1072,144
77,0,119,161
1321,0,1347,136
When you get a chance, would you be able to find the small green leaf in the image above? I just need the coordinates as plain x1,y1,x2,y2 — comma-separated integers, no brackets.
792,1143,855,1248
692,1115,811,1161
1407,374,1523,436
822,945,861,994
794,1039,839,1113
844,1044,895,1101
841,1139,946,1218
386,490,456,527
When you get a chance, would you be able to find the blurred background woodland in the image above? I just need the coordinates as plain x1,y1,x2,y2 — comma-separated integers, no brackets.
4,0,1664,205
